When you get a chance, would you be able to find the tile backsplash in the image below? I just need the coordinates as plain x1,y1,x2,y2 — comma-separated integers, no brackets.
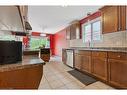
69,31,127,48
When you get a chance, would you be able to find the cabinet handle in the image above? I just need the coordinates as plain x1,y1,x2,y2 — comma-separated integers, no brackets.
117,55,121,58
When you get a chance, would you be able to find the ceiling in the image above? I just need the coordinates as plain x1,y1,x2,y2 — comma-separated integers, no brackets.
28,6,101,34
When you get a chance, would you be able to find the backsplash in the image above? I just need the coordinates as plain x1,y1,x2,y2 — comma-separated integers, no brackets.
69,31,127,48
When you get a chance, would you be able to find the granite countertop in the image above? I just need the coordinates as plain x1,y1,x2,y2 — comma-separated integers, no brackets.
63,47,127,53
0,55,45,72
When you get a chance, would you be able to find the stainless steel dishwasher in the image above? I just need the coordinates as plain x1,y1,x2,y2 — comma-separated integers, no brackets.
66,49,74,68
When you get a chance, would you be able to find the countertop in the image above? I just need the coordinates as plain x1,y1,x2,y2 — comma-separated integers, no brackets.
0,55,45,72
63,47,127,53
23,49,40,52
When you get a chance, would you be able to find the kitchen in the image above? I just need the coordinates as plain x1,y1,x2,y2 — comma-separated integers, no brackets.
0,5,127,90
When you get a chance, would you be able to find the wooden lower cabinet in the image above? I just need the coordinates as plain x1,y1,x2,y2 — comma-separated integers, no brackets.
91,51,108,81
0,65,43,89
74,51,91,73
74,54,82,70
81,55,91,73
92,57,108,81
74,50,127,88
108,59,127,88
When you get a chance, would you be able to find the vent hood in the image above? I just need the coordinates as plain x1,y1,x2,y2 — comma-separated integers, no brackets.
0,6,24,32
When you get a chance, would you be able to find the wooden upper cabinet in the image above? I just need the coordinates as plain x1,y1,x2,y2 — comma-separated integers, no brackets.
100,6,126,34
120,6,126,31
66,26,71,40
70,24,76,39
67,21,80,40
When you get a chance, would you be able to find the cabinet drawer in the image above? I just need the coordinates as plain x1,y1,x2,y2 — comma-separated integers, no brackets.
92,51,107,58
108,52,127,60
75,50,91,56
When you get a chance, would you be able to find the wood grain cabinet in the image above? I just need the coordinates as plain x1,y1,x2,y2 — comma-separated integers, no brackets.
0,65,43,89
74,50,127,88
66,26,71,40
74,53,82,70
81,51,91,73
91,51,108,81
100,6,126,34
108,52,127,88
74,50,91,73
68,22,80,40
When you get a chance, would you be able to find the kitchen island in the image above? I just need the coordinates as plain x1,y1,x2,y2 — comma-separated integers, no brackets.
0,55,45,89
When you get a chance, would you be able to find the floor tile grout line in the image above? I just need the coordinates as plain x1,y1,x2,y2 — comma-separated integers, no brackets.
44,68,67,89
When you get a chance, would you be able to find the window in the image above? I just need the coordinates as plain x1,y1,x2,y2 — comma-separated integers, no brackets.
82,18,101,43
83,24,91,42
30,36,50,50
92,21,101,41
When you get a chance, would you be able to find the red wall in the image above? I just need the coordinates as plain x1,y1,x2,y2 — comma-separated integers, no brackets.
48,34,55,55
52,29,69,56
80,11,101,24
52,11,101,56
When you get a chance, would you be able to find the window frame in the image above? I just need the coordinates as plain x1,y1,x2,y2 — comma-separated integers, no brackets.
82,17,102,43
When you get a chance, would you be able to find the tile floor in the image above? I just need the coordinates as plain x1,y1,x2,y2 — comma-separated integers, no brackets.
39,56,114,89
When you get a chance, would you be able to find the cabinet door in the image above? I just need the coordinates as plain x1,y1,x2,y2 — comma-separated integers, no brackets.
119,6,126,31
108,59,127,88
92,57,107,81
24,65,43,89
74,54,82,70
70,24,76,39
101,6,119,34
0,65,43,89
82,55,91,73
70,22,80,40
0,69,26,89
66,27,71,40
